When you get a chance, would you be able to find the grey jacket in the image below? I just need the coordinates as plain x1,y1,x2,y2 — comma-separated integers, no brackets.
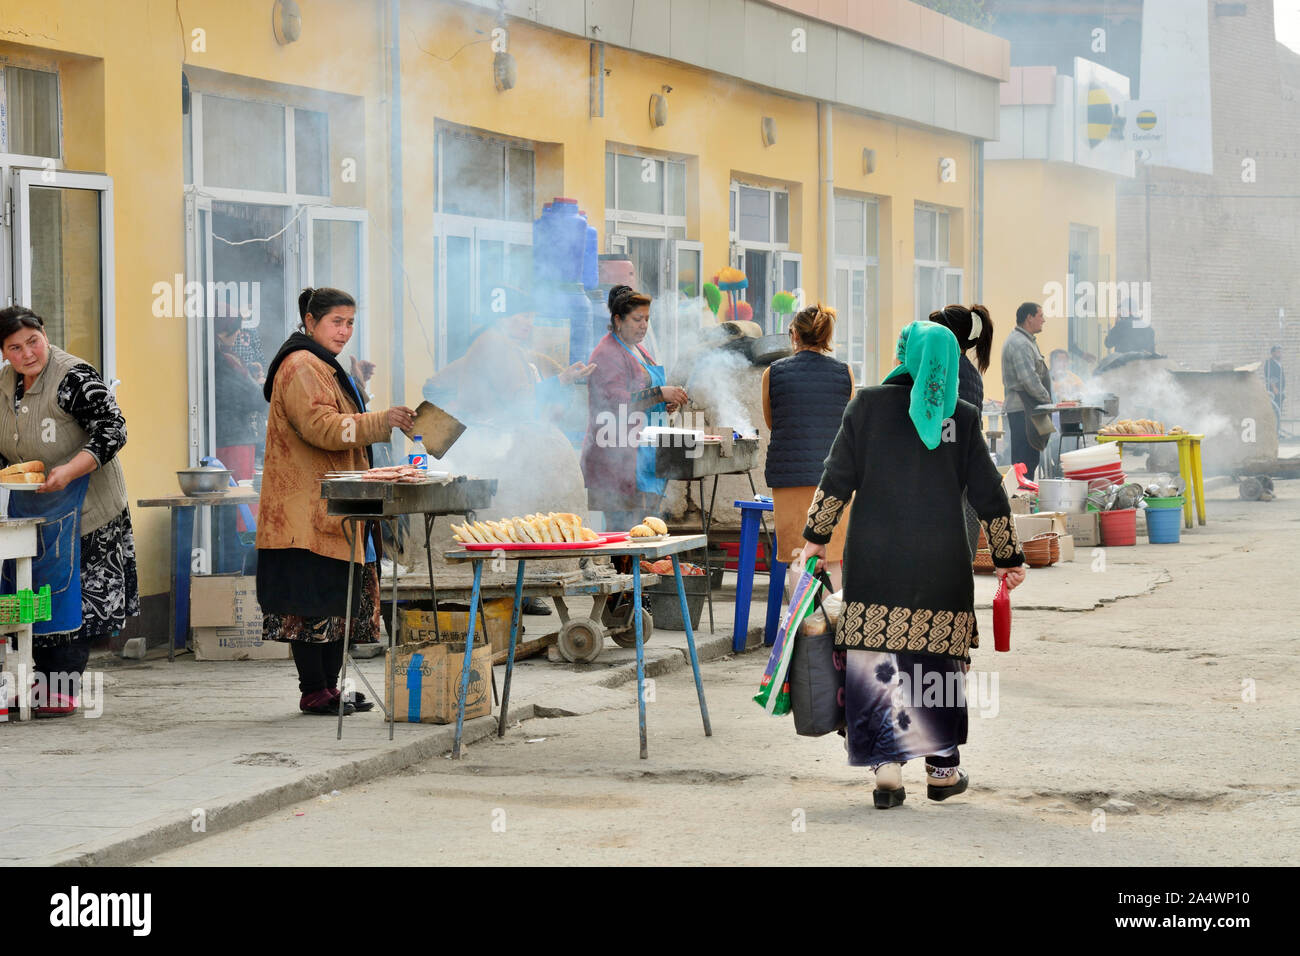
1001,326,1053,414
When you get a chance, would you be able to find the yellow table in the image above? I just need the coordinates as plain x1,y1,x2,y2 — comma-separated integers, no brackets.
1095,434,1206,529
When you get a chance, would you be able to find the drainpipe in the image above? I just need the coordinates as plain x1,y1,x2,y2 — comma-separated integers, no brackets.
976,139,984,302
819,102,834,308
388,0,405,433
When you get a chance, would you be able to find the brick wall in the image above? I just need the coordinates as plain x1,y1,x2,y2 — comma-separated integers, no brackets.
1116,0,1299,420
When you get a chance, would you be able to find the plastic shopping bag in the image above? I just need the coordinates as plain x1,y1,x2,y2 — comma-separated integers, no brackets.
789,574,846,736
753,558,823,716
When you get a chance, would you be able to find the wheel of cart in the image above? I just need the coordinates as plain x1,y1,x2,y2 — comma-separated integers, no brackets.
602,590,653,648
556,618,604,663
551,576,658,663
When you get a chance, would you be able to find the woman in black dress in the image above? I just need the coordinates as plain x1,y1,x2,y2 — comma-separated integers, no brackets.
799,320,1024,808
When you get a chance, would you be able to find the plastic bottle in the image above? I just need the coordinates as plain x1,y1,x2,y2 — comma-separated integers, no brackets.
993,575,1011,651
408,435,429,472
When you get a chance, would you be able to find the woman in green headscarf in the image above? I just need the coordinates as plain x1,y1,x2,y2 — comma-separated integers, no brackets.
798,320,1026,809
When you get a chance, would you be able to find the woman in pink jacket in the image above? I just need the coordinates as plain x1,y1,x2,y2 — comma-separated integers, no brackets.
579,286,688,530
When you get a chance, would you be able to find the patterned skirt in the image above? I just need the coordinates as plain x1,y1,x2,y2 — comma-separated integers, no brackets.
262,561,381,644
844,649,968,769
34,508,140,649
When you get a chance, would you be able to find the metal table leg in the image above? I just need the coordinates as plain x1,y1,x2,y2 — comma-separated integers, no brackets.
497,561,525,737
453,558,484,758
672,554,712,739
387,518,398,740
337,518,359,741
698,476,719,635
633,559,648,759
423,513,441,641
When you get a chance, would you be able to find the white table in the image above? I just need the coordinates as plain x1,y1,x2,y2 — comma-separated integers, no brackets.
0,517,44,721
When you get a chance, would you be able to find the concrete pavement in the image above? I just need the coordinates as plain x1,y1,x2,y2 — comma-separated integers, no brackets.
0,476,1235,866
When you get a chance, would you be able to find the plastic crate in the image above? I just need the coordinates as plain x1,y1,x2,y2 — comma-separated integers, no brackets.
0,585,52,625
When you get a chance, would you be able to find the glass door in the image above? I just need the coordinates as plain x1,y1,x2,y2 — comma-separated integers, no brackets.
10,169,116,378
304,207,369,369
774,251,803,333
834,259,869,385
741,248,769,328
668,239,703,368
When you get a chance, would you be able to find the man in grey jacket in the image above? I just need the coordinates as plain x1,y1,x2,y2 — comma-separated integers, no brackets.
1001,302,1054,479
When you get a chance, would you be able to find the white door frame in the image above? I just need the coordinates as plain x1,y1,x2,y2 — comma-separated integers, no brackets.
11,168,116,380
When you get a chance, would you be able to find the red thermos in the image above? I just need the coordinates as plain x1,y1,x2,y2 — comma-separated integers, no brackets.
993,575,1011,652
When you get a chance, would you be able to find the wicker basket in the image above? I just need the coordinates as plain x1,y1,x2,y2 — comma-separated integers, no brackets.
1023,531,1059,568
972,549,996,573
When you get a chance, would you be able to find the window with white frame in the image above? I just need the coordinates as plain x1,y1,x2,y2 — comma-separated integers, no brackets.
2,63,116,379
914,204,961,323
605,148,693,365
729,182,799,334
433,125,536,367
833,194,880,385
184,84,367,472
0,65,61,159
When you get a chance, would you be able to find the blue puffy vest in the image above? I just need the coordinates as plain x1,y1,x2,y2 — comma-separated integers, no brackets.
765,350,853,488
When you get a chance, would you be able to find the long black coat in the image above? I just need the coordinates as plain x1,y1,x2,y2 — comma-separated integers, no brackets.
802,373,1024,662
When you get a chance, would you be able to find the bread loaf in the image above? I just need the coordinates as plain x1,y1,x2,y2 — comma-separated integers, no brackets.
630,524,654,538
0,461,44,477
643,516,668,536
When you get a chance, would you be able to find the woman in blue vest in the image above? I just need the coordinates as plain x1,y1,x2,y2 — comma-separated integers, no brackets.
761,303,853,588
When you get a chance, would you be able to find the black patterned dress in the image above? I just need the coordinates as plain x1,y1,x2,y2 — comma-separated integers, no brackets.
5,364,140,647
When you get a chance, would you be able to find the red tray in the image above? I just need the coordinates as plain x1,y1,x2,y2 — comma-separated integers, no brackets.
462,531,627,551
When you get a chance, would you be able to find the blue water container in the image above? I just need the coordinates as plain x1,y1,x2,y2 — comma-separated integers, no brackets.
532,202,556,283
550,199,585,284
580,210,599,290
535,282,593,366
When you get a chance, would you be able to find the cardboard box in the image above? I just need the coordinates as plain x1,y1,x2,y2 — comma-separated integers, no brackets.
402,599,514,658
1065,512,1101,548
190,574,289,661
386,639,492,724
1058,534,1075,563
1013,514,1054,541
1034,511,1069,536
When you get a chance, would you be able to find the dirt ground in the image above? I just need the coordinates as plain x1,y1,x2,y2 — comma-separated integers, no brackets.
142,483,1300,866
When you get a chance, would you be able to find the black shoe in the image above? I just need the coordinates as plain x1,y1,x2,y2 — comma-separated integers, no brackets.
927,769,969,801
873,786,906,809
521,597,552,616
340,690,375,712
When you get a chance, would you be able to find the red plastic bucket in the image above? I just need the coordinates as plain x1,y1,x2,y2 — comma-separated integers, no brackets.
1099,508,1137,546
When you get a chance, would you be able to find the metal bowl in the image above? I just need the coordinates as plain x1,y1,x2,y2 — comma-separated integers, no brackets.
177,467,231,496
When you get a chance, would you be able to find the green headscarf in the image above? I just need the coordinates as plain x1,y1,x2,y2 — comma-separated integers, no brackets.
883,320,960,450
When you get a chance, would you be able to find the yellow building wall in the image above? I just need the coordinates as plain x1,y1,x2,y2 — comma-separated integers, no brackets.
830,106,979,381
1,0,985,616
982,160,1119,402
1,0,388,599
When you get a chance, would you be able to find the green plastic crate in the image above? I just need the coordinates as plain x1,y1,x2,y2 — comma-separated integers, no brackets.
0,585,52,625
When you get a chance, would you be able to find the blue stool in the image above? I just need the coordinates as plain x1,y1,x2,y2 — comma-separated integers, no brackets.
732,499,787,653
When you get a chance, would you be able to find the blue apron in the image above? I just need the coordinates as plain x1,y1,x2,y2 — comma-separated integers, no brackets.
613,334,668,497
3,475,90,635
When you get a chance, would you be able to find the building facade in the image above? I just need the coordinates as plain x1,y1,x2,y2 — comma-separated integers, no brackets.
0,0,1007,644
